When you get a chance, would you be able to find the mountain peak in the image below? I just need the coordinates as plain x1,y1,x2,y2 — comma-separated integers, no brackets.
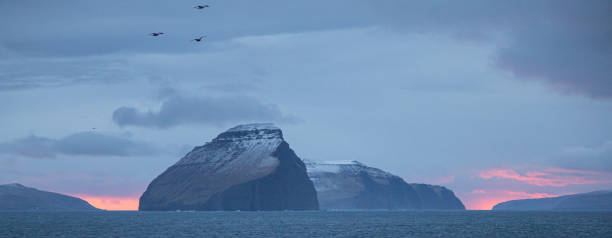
214,123,283,142
2,183,26,188
306,160,465,210
139,123,318,211
226,123,280,132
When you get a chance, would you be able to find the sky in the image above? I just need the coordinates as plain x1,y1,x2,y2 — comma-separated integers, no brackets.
1,0,611,210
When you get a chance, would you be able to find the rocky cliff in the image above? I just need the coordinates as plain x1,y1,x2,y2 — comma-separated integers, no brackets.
305,160,465,210
493,190,612,211
0,183,99,211
139,123,319,211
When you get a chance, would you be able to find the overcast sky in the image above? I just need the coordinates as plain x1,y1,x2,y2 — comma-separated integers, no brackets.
1,0,611,210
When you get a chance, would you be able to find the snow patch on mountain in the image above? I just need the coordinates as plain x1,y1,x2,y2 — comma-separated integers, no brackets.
305,160,466,210
139,123,319,211
306,159,395,183
174,124,283,187
226,123,280,132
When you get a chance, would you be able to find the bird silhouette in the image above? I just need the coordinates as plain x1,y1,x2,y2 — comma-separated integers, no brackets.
194,5,210,9
151,32,164,36
192,36,206,42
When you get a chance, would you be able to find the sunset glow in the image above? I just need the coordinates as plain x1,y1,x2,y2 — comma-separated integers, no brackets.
465,167,612,209
73,195,140,211
1,4,611,236
464,190,558,210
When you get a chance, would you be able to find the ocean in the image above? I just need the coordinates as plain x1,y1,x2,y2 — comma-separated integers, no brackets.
1,211,611,237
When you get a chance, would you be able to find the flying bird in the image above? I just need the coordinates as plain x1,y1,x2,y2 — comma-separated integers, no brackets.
151,32,164,36
192,36,206,42
194,5,210,9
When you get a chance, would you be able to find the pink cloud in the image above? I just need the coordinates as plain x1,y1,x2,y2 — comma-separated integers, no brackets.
479,167,612,187
542,167,607,175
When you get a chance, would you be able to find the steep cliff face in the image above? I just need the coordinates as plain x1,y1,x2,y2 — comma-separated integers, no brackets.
139,123,318,211
0,183,99,211
306,160,465,210
493,191,612,211
409,183,466,210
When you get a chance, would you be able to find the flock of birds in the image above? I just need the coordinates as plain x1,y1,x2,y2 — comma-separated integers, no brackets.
150,4,210,42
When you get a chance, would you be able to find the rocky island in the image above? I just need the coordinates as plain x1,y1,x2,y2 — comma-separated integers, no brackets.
139,123,319,211
305,160,465,210
0,183,98,211
493,190,612,211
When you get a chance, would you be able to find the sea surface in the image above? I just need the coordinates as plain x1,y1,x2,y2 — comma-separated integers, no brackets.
1,211,611,237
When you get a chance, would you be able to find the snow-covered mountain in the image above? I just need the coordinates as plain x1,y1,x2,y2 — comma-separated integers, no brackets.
139,123,318,211
0,183,99,211
493,190,612,211
305,160,465,210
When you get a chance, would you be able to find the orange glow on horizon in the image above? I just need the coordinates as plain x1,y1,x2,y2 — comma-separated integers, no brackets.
73,195,140,211
467,167,612,209
464,190,558,210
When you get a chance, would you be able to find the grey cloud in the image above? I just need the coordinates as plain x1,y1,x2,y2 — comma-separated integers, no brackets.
112,94,297,128
2,0,610,98
0,0,370,57
496,27,612,98
0,132,155,159
553,141,612,172
0,56,137,92
372,0,612,98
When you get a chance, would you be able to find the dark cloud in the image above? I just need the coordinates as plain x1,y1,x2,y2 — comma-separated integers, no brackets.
0,0,370,57
112,94,297,128
494,4,611,99
0,132,155,159
552,141,612,172
495,26,612,98
372,0,612,98
1,0,610,98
